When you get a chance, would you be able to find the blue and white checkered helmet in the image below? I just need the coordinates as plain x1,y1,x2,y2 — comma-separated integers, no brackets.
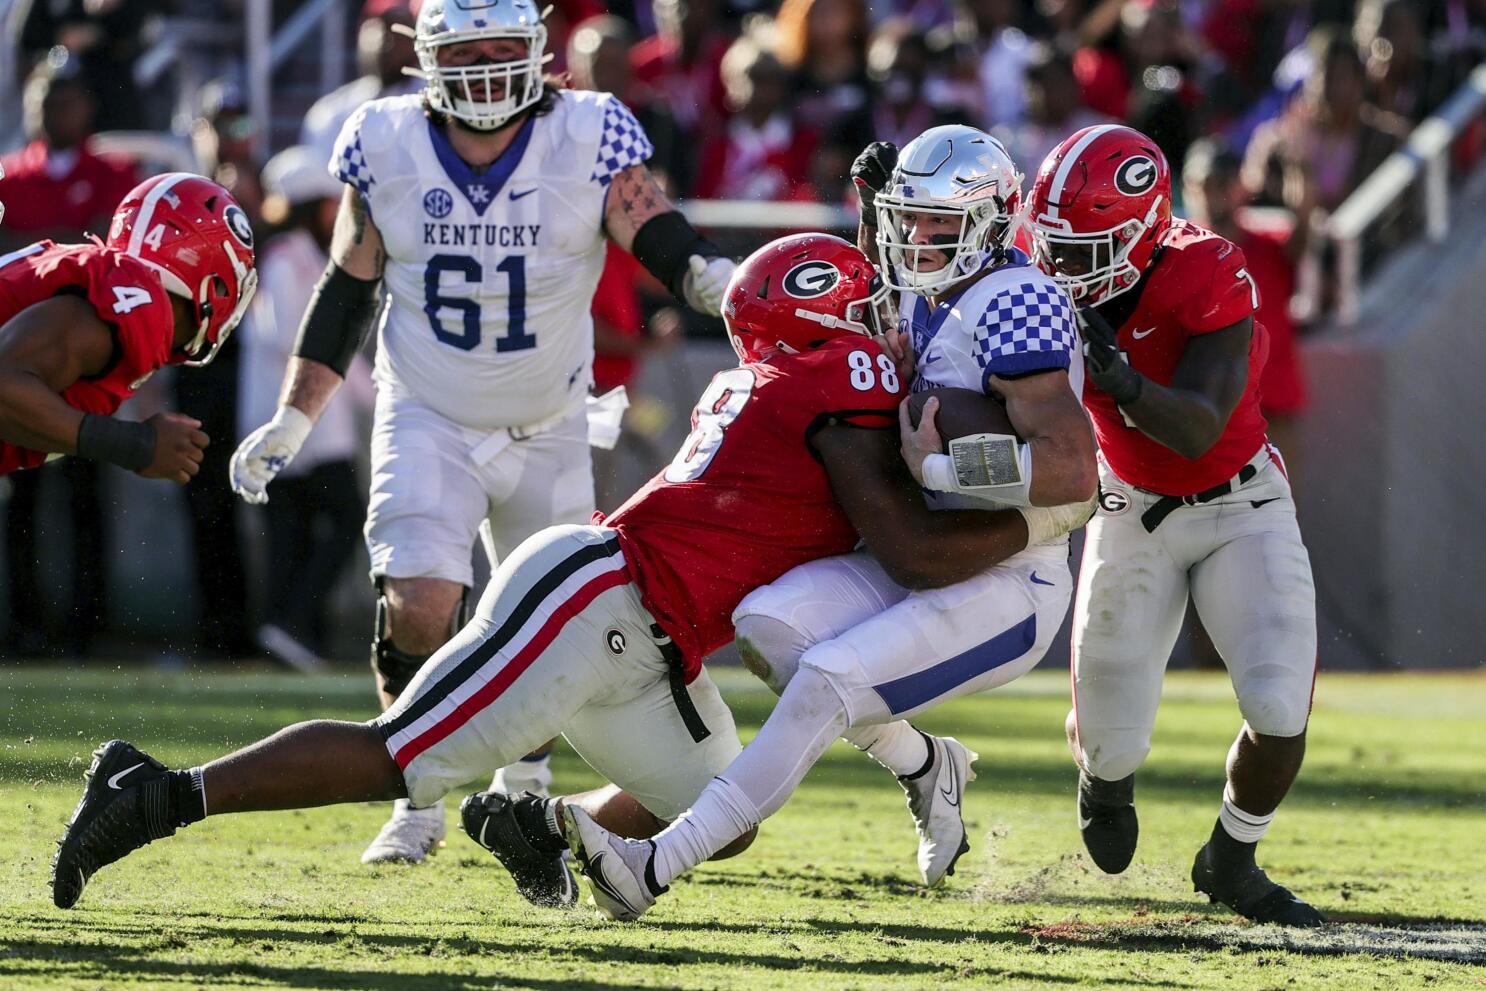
875,125,1024,297
414,0,548,131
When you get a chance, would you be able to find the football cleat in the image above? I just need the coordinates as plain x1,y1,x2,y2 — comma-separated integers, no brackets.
361,798,445,864
1077,771,1138,874
459,791,577,908
1191,841,1327,927
52,740,176,909
899,734,978,886
562,805,666,922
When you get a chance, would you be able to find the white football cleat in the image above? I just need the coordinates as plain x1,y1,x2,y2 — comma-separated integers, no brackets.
491,753,553,798
900,734,978,886
562,805,666,921
361,798,446,864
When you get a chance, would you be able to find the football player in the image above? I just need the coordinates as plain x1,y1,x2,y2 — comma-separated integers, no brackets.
0,173,256,480
1025,125,1323,926
51,233,1081,913
226,0,737,863
566,125,1099,920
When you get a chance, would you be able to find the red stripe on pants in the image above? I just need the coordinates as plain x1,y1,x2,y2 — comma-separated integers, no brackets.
392,567,630,769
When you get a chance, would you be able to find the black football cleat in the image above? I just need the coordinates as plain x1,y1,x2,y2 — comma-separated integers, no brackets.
1191,841,1327,927
460,791,577,908
52,740,176,909
1077,771,1138,874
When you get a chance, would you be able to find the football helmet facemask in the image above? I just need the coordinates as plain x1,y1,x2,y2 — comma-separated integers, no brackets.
411,0,548,132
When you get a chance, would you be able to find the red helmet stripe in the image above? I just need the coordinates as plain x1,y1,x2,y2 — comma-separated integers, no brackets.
1044,124,1124,219
124,173,191,262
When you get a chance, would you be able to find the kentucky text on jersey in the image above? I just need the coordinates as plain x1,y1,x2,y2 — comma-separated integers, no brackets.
421,222,541,248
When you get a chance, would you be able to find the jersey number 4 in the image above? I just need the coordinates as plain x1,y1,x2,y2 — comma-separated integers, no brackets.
423,253,535,353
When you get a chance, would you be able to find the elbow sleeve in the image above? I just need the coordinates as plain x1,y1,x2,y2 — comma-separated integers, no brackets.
630,210,720,299
292,263,383,377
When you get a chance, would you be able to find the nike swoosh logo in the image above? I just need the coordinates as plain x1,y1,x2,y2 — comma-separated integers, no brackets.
478,819,493,851
1030,571,1054,586
1078,815,1093,831
1131,327,1157,339
107,762,144,790
509,188,537,201
1250,498,1280,509
923,353,942,365
587,852,638,914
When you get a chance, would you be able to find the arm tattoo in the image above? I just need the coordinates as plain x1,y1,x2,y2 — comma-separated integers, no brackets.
350,193,368,245
606,166,676,243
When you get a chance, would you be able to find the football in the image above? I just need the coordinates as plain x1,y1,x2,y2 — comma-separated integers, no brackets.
905,387,1019,451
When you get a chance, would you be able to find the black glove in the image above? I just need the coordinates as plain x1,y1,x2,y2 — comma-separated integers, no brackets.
1076,306,1143,406
850,141,898,227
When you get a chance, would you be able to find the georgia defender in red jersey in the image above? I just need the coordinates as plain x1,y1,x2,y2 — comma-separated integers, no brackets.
51,234,1058,913
0,173,258,480
1027,125,1323,926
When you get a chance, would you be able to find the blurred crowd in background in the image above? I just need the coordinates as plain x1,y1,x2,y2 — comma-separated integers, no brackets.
1,0,1483,663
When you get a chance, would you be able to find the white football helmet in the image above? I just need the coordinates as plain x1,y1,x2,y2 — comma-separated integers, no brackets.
413,0,548,131
874,125,1024,296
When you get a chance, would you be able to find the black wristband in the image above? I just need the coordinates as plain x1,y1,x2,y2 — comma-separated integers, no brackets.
76,413,155,471
293,263,382,377
631,210,719,300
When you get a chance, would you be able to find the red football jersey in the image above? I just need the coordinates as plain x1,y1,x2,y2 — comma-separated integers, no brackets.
0,241,176,474
1083,218,1270,496
606,337,903,678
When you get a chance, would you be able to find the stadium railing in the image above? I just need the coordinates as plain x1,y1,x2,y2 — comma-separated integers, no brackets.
1329,61,1486,327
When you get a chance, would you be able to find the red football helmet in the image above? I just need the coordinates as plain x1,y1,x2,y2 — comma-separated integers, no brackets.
722,233,892,363
1026,125,1172,305
107,173,259,366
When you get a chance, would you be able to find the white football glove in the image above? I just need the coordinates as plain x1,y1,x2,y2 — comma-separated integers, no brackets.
682,254,735,316
229,405,313,505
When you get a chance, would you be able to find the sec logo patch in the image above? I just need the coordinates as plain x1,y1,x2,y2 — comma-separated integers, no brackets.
1099,488,1130,515
606,629,626,655
423,188,454,218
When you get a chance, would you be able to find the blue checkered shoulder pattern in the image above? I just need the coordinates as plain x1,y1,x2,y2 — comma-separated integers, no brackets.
334,119,375,198
590,97,655,186
972,280,1077,380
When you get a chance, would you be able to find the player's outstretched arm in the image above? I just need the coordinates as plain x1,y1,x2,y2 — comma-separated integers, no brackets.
231,187,385,504
0,296,207,481
602,164,734,316
1084,306,1252,460
989,369,1099,506
814,421,1030,589
0,296,111,454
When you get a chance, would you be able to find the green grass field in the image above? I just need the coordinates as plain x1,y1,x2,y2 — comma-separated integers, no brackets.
1,664,1483,990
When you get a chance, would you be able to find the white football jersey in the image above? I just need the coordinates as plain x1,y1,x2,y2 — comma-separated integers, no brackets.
331,90,654,431
899,247,1084,516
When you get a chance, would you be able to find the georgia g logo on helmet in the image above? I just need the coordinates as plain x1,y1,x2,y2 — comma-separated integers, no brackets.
1114,156,1158,196
782,260,841,299
224,204,254,248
